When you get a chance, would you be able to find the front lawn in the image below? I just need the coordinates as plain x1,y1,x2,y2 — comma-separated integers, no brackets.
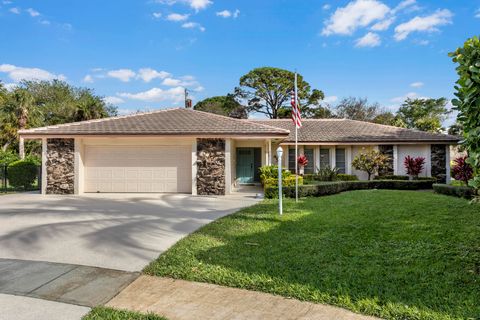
144,190,480,320
83,307,166,320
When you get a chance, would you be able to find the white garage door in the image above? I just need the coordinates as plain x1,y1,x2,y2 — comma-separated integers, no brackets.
84,145,192,193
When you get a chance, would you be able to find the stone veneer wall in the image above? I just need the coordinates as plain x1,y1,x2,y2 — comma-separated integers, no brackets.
196,139,225,195
378,145,394,176
46,138,75,195
431,144,447,183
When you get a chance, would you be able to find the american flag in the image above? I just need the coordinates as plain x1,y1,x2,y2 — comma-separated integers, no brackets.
291,90,302,128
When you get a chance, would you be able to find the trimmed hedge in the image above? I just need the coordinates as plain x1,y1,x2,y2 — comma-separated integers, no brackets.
374,175,409,180
7,160,38,190
337,174,359,181
264,176,303,189
433,184,476,199
265,179,436,199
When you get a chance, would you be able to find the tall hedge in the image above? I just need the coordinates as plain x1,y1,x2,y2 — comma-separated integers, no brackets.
449,36,480,190
7,160,38,190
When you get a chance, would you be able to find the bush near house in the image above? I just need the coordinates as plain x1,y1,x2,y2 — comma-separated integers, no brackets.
263,176,303,190
259,165,291,184
336,174,359,181
433,183,476,199
352,150,390,180
0,150,19,165
451,156,473,185
265,179,436,199
303,171,357,182
7,159,38,190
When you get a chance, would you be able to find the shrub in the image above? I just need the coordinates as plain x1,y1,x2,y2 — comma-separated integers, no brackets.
0,150,19,166
265,179,436,199
259,165,291,185
297,155,308,167
433,183,476,199
264,176,303,198
374,175,409,180
451,156,473,185
352,150,390,180
404,156,425,179
336,174,358,181
316,166,339,181
7,160,38,190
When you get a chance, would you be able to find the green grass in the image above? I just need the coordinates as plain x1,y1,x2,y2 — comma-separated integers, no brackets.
144,190,480,320
82,307,167,320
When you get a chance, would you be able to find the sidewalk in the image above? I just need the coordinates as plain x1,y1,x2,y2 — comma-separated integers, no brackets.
107,276,381,320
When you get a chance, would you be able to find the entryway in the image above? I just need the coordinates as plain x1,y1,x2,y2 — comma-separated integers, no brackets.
236,147,262,184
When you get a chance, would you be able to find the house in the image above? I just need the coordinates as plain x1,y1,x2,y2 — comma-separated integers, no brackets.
18,108,459,196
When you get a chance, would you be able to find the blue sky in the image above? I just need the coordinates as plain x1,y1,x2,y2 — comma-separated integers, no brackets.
0,0,478,123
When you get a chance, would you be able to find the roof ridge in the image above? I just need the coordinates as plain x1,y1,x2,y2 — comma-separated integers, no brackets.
18,108,181,133
249,118,345,121
184,109,290,133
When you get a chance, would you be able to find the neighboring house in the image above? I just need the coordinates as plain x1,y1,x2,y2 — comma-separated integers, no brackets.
19,108,459,196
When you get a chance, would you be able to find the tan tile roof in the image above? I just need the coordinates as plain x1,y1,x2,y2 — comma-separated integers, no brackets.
251,119,459,143
18,108,290,137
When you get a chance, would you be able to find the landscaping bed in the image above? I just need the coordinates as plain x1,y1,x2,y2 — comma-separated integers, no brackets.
83,307,166,320
144,190,479,320
265,179,436,199
433,183,477,199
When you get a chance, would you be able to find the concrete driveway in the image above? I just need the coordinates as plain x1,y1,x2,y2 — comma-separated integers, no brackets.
0,192,260,272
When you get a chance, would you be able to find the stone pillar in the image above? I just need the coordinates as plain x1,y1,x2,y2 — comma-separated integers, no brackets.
196,138,225,196
431,144,447,183
379,145,394,176
46,138,75,195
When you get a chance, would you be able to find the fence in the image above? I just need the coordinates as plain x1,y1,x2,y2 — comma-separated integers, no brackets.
1,164,42,193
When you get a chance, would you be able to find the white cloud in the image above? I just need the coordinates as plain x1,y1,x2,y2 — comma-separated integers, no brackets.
152,12,162,19
119,86,185,103
40,20,51,25
394,9,453,41
371,16,395,31
193,86,204,92
9,7,20,14
216,9,240,18
355,32,381,47
83,75,94,83
323,96,338,104
106,69,136,82
137,68,170,82
26,8,40,17
475,9,480,18
390,92,430,104
321,0,390,36
322,4,331,10
392,0,418,14
103,96,125,105
182,22,205,31
0,64,66,82
216,10,231,18
410,81,424,88
155,0,212,11
162,78,182,86
166,13,189,22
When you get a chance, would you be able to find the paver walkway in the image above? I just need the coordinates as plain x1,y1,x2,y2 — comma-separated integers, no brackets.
107,276,381,320
0,259,138,307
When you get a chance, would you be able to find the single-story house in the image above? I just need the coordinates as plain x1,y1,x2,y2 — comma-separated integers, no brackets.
18,107,459,195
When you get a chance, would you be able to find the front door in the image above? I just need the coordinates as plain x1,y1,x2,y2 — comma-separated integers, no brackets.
236,148,255,184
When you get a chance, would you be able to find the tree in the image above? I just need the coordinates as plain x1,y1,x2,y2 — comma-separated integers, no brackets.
194,95,247,119
404,156,426,179
0,80,117,153
449,36,480,190
235,67,324,119
352,150,390,180
448,122,463,136
396,98,450,132
335,97,381,122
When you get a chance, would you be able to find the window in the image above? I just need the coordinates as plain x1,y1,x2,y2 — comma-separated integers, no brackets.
335,148,346,173
304,148,314,174
288,148,296,173
319,148,330,169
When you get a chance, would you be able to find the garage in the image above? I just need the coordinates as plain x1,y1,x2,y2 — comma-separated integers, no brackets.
84,145,192,193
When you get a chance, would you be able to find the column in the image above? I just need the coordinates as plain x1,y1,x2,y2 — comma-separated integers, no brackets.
19,137,25,159
393,145,398,175
191,139,197,196
225,139,232,195
445,145,451,184
41,138,47,195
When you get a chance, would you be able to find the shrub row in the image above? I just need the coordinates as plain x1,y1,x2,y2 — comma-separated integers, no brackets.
265,179,436,199
303,173,358,182
433,184,477,199
374,175,437,181
264,176,303,189
7,160,39,190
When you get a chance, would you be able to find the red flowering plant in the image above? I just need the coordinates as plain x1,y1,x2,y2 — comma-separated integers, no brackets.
404,155,425,179
452,156,473,185
298,155,308,167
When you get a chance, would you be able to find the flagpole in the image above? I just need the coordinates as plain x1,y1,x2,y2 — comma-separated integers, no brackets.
294,72,299,203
